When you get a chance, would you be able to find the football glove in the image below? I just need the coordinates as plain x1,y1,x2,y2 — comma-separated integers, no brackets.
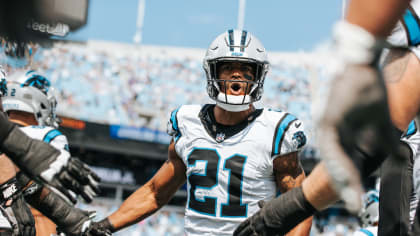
47,157,101,204
234,187,315,236
1,177,35,236
315,21,399,213
59,217,113,236
82,219,114,236
233,200,279,236
0,116,100,204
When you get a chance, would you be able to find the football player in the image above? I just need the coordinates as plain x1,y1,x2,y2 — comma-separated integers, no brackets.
0,70,109,236
0,67,35,236
380,5,420,234
1,70,100,236
69,29,313,235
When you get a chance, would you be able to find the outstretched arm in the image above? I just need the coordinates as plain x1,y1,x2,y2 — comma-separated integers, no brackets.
274,152,312,236
107,141,186,232
345,0,410,37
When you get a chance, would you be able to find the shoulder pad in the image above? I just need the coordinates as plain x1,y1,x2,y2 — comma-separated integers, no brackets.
167,106,182,141
42,128,64,144
272,113,306,156
402,120,417,138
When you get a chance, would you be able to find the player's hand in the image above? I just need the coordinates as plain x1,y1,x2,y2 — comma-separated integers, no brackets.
46,156,101,204
4,195,36,236
60,216,113,236
317,64,398,212
233,201,279,236
82,219,113,236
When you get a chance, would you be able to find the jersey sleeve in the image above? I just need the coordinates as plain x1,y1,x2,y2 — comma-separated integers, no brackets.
401,120,420,158
271,113,307,157
20,126,70,152
166,106,182,142
43,129,70,152
353,228,377,236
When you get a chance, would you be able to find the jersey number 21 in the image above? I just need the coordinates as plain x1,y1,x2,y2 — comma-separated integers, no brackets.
187,148,247,217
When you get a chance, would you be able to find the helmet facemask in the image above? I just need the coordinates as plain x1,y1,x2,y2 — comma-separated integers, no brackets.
203,30,269,112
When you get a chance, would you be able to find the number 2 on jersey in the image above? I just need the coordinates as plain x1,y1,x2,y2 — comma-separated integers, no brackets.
187,148,247,217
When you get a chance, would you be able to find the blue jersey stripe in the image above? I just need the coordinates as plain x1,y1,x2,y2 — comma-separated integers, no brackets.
170,107,181,142
406,120,417,136
43,129,62,144
170,107,180,132
359,228,375,236
273,114,297,155
174,133,181,142
403,8,420,45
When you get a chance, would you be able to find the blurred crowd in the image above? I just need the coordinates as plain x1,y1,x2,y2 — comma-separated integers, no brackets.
1,41,320,137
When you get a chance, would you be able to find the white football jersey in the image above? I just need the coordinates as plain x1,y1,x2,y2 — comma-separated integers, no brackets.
353,226,377,236
387,0,420,59
403,120,420,224
167,104,306,236
19,125,69,152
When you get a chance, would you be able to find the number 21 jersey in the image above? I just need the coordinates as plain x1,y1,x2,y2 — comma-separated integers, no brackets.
167,104,306,235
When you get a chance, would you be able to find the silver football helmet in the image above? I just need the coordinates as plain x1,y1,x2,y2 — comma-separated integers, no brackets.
359,190,379,228
203,29,270,112
0,66,6,96
2,70,60,128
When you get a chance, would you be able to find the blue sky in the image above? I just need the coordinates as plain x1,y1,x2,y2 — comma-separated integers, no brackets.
68,0,343,52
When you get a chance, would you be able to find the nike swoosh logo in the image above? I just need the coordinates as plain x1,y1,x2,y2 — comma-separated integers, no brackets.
295,122,301,128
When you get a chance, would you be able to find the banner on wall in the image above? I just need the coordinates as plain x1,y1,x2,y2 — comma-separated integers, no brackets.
110,125,171,144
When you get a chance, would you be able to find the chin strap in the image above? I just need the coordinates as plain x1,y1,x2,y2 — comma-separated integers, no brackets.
216,93,250,112
216,102,250,112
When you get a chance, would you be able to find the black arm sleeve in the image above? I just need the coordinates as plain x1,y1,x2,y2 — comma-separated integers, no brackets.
262,186,316,234
16,171,43,199
0,125,61,179
378,141,413,236
0,112,16,144
27,190,89,230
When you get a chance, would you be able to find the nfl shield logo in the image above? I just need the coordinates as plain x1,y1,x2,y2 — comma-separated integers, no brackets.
216,133,225,143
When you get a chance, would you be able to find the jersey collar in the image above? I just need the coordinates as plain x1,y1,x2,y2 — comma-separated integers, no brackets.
198,104,263,143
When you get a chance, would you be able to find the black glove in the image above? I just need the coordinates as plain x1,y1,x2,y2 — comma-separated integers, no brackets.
82,219,114,236
234,187,315,236
317,64,399,212
315,21,401,213
0,124,100,204
59,217,113,236
1,177,35,236
56,210,96,236
49,157,101,204
4,195,36,236
233,200,279,236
